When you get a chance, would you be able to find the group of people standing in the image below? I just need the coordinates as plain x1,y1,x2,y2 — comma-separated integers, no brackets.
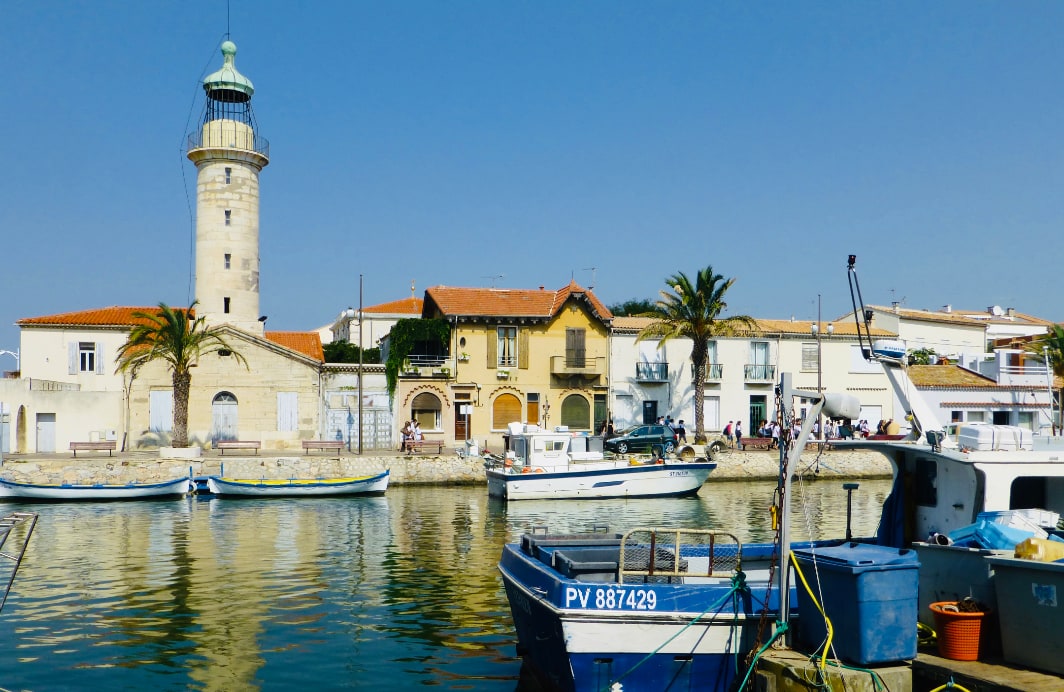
655,416,687,443
398,419,422,453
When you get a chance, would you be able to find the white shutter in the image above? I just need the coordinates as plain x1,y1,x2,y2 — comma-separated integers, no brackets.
68,342,78,375
95,343,104,374
149,390,174,432
277,392,298,432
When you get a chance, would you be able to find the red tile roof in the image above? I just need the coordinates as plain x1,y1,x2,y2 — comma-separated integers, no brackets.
363,297,423,315
611,316,894,337
424,281,612,323
18,306,322,361
907,365,999,388
264,332,324,361
17,306,175,328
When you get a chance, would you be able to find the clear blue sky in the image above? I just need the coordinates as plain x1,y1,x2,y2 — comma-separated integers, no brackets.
2,1,1062,354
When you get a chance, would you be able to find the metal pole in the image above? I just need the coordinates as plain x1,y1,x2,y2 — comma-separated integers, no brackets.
358,274,364,455
816,294,823,440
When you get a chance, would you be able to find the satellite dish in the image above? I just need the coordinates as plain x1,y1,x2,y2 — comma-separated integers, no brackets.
991,305,1004,316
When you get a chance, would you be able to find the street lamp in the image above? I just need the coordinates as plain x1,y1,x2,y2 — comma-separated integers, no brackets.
0,350,19,371
810,297,834,440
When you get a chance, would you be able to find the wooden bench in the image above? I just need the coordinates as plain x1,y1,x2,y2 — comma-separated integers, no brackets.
405,439,444,455
216,440,261,455
302,440,345,453
738,437,775,451
70,440,116,457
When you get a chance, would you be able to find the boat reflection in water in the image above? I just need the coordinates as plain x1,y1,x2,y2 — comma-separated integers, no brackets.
0,481,890,690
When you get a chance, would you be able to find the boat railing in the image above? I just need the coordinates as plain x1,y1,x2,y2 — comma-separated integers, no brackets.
0,512,38,612
619,528,741,582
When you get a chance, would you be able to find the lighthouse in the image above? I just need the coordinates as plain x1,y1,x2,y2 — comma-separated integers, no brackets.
187,41,270,335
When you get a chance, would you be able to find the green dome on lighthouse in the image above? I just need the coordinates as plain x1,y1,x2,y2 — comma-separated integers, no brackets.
203,40,254,101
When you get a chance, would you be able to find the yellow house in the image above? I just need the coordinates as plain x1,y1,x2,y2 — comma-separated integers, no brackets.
392,281,613,452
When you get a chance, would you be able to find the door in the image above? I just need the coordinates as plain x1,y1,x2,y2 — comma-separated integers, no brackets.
212,392,239,441
749,396,767,434
642,400,658,425
36,412,56,453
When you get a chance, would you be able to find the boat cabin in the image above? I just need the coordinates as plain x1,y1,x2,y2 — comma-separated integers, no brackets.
503,422,604,471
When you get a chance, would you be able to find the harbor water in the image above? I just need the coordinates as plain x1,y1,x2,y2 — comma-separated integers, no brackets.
0,479,892,690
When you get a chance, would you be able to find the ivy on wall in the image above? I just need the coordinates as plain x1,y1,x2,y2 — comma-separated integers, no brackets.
385,318,452,394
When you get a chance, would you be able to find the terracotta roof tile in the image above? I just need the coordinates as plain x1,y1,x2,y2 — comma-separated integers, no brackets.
363,297,423,315
424,282,612,322
612,316,894,337
907,364,998,388
18,306,323,362
264,331,324,361
17,306,175,328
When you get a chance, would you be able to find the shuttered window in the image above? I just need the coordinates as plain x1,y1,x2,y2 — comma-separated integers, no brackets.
277,392,298,431
801,344,819,372
493,393,522,429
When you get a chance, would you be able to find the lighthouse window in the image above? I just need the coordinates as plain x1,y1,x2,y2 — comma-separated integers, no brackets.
223,297,231,314
224,209,232,226
224,167,232,184
224,253,231,269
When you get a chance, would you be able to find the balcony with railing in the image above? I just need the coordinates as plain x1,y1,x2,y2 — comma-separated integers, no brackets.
399,354,453,379
692,363,724,382
744,364,776,382
636,362,669,381
551,355,606,379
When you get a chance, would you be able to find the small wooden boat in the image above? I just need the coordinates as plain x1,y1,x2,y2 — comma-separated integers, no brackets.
0,476,191,501
206,470,389,497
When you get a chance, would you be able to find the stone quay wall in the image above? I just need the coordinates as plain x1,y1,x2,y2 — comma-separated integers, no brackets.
0,447,892,486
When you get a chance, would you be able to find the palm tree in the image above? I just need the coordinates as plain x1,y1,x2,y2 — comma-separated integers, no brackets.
116,302,247,447
637,266,757,444
1027,324,1064,436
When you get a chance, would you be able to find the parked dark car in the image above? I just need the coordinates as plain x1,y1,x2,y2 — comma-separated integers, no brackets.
604,425,677,455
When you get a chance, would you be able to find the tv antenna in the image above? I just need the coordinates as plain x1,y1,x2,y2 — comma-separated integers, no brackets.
482,274,504,288
583,267,597,290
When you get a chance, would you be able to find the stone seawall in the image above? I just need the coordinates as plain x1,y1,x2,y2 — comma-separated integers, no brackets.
0,448,892,486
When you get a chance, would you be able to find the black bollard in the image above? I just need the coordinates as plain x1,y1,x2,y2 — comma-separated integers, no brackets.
843,482,859,540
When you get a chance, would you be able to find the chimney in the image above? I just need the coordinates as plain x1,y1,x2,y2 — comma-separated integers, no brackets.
1007,307,1015,319
942,304,952,313
892,302,900,314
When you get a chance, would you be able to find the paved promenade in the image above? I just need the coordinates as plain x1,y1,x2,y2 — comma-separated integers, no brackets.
0,445,893,486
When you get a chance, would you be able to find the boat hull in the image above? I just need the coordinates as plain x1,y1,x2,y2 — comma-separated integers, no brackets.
0,477,191,500
499,538,787,692
485,461,714,500
206,470,389,497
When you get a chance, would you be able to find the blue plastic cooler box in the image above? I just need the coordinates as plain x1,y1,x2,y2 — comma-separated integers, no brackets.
793,542,920,665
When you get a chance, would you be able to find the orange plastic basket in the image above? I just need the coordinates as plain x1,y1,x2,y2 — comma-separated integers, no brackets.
929,601,988,661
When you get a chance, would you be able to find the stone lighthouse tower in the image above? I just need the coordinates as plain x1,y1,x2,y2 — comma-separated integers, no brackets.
187,41,270,335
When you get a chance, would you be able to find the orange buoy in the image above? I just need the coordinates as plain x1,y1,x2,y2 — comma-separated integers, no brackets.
534,468,545,473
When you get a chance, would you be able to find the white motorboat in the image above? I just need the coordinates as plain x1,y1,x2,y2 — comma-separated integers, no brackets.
484,423,715,500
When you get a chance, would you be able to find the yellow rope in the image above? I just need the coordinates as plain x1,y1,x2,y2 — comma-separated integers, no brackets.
788,551,833,673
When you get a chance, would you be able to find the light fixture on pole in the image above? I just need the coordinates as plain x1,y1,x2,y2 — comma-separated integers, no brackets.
0,350,19,371
811,295,823,439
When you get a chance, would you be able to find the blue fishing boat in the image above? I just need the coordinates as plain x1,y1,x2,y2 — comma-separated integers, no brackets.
499,379,863,691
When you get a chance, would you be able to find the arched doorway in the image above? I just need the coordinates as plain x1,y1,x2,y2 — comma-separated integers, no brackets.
212,391,239,442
